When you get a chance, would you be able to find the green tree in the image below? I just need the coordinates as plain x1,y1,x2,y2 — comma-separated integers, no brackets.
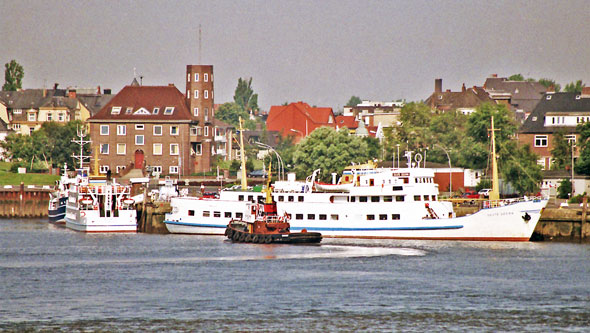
575,122,590,175
292,127,377,181
508,74,524,81
345,96,362,106
557,178,572,199
3,60,24,91
216,102,249,128
538,78,561,92
396,102,433,150
233,77,258,113
550,129,572,170
499,142,543,195
564,80,585,93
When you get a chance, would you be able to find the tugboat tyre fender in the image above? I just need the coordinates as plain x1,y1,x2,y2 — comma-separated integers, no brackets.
232,231,241,241
251,235,259,243
244,234,252,242
238,233,246,242
257,235,266,244
226,229,234,238
264,235,272,244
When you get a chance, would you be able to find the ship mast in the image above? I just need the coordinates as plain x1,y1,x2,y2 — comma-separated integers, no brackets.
490,116,500,201
71,126,91,170
238,116,247,190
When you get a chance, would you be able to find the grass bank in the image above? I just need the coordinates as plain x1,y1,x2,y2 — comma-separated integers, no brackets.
0,162,60,186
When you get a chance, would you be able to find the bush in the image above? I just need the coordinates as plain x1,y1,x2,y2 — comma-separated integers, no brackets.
568,193,587,204
557,178,572,199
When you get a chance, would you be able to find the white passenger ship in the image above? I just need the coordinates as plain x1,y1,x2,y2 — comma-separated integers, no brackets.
63,129,137,233
164,117,548,241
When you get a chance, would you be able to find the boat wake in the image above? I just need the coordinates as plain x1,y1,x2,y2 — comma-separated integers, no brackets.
0,245,425,268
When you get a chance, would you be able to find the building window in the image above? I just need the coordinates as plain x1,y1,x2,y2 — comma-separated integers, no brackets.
111,106,121,114
205,108,209,121
204,90,208,99
331,214,339,220
170,126,179,135
135,124,144,130
153,143,162,155
13,109,22,114
169,166,179,174
47,113,52,121
58,113,64,121
204,73,208,82
392,214,400,220
204,126,209,137
367,214,375,220
28,113,36,121
152,166,162,173
153,125,162,136
534,135,548,147
195,143,202,155
308,214,315,220
190,126,197,135
135,135,144,145
194,90,199,99
164,106,174,115
116,165,126,174
194,107,199,116
153,107,159,114
170,144,179,155
100,125,109,135
100,144,109,154
99,165,109,174
117,125,126,135
116,143,126,155
565,135,576,144
194,73,199,82
187,73,190,82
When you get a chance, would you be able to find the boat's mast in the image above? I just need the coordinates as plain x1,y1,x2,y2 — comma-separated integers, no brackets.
265,161,273,204
239,116,247,190
490,116,500,201
71,126,91,169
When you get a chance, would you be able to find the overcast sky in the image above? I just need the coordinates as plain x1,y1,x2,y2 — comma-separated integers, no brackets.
2,0,589,111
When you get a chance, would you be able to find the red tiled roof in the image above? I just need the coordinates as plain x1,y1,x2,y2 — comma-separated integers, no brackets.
335,115,358,129
266,102,335,139
89,85,192,121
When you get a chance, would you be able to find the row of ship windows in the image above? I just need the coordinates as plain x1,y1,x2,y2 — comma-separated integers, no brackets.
237,194,436,203
191,210,402,221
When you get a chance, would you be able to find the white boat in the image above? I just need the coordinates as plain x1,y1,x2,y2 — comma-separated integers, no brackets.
48,164,75,223
164,117,548,241
64,167,137,233
63,128,137,233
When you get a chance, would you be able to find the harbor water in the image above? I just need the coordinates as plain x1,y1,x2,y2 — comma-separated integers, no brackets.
1,219,589,332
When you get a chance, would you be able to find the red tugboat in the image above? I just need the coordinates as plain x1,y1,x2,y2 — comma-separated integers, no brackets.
224,163,322,244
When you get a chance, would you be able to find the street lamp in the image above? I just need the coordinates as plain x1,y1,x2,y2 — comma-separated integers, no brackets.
434,144,452,196
255,142,285,181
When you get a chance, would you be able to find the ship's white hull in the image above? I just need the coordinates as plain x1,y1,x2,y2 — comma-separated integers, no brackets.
65,208,137,233
164,196,547,241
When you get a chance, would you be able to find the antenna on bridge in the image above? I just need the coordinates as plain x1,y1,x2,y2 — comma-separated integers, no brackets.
198,24,202,64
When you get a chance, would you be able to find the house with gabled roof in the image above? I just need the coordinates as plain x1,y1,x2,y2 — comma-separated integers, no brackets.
89,65,230,176
0,88,92,135
266,101,335,143
483,74,547,122
424,78,495,115
518,88,590,170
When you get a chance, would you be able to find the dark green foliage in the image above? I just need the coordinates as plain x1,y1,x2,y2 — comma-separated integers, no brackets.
498,142,542,195
345,96,362,107
557,178,572,199
3,60,24,91
508,74,524,81
564,80,585,93
292,127,378,181
575,122,590,175
233,77,259,113
550,130,572,170
538,78,561,92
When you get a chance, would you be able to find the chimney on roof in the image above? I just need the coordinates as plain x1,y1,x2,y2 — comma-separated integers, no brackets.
581,87,590,97
446,89,451,92
168,83,175,87
68,90,76,99
548,85,555,93
53,83,59,90
43,89,47,97
462,83,466,92
97,86,101,94
491,74,498,78
435,79,442,93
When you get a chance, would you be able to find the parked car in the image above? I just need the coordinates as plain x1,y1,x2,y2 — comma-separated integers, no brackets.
248,170,268,178
462,191,480,199
478,188,492,197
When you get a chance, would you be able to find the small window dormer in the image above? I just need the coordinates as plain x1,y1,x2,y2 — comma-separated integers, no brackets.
164,107,174,115
111,106,121,114
125,107,133,114
153,107,160,114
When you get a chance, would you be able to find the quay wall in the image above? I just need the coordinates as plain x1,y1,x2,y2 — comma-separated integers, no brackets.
0,184,51,218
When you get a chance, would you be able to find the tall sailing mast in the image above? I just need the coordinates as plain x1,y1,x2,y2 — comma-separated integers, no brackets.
71,126,91,170
490,116,500,201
